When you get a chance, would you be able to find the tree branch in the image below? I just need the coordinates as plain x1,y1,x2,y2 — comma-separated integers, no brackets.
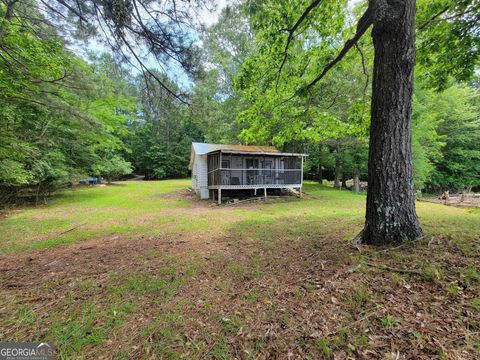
92,2,190,105
56,0,89,23
276,0,323,91
355,43,370,119
305,6,373,91
4,0,19,21
355,43,369,96
418,5,450,30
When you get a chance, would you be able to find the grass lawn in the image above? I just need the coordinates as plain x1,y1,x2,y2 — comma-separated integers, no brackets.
0,180,479,359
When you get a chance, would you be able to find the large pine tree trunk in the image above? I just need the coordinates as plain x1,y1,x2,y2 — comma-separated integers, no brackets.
360,0,423,245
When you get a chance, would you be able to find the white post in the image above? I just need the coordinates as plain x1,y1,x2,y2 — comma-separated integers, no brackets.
218,151,222,205
219,151,222,185
264,187,267,201
300,155,304,198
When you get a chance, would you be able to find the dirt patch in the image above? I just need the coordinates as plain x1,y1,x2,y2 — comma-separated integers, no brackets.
1,229,479,358
0,232,225,287
156,188,203,203
0,188,478,359
159,188,304,209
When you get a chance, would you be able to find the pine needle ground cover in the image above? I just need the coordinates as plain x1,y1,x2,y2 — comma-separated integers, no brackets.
0,180,479,358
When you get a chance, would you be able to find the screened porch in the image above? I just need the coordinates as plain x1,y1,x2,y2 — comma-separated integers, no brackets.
207,151,303,189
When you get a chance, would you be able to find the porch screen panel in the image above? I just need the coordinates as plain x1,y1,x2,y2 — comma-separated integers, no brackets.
230,156,243,185
207,153,220,186
284,157,301,184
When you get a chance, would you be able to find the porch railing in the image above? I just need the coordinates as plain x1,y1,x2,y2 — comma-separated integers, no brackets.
208,168,302,187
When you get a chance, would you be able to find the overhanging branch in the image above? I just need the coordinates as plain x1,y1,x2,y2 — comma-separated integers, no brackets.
418,5,450,30
305,6,373,91
91,2,190,105
276,0,323,91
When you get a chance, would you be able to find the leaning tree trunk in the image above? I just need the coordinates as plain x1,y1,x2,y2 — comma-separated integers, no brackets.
360,0,423,245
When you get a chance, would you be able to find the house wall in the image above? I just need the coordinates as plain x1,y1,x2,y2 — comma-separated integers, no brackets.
192,154,209,199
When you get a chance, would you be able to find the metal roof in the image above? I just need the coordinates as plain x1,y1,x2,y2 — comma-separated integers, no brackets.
191,142,280,155
189,142,306,170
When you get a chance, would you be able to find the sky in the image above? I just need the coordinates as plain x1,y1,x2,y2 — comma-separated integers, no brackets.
199,0,228,26
67,0,229,91
69,0,361,92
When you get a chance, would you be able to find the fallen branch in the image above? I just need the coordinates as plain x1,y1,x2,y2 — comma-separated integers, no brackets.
444,331,480,345
5,283,27,288
366,262,423,276
57,223,85,236
307,310,378,339
198,342,216,360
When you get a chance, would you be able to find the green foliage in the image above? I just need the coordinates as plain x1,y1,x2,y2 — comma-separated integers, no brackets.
236,1,369,147
189,3,253,144
0,4,136,203
129,73,202,179
92,156,132,183
431,85,480,190
471,298,480,311
379,314,400,329
1,0,479,202
231,0,479,191
416,0,480,90
412,83,480,191
315,338,332,357
411,83,446,190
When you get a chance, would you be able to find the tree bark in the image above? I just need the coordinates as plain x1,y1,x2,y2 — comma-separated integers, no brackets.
317,164,322,183
334,143,342,189
317,143,323,183
359,0,423,245
353,167,360,192
5,1,18,21
334,164,341,189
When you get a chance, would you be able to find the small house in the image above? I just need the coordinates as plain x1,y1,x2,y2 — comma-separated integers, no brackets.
188,142,306,203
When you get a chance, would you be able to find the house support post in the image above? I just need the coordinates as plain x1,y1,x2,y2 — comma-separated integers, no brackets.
219,151,222,185
218,188,221,205
300,155,304,198
264,188,267,201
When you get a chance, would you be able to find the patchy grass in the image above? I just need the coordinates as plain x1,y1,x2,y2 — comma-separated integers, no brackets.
0,180,479,359
0,180,193,253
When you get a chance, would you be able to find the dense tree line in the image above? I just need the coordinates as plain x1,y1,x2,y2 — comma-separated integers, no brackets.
1,0,479,208
128,73,202,179
200,1,480,193
0,2,135,203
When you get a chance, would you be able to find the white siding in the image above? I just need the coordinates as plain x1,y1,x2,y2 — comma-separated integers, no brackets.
192,154,209,199
191,160,198,192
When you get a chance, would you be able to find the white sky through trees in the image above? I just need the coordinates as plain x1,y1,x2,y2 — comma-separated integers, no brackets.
61,0,228,93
